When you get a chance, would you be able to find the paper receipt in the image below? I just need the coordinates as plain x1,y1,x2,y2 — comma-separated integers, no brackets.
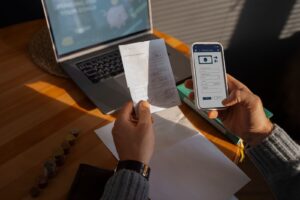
119,39,181,113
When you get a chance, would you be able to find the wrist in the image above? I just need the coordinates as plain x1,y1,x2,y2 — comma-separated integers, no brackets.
247,121,274,146
119,155,151,165
115,160,151,180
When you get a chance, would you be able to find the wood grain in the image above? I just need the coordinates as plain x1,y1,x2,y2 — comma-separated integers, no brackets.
0,20,265,200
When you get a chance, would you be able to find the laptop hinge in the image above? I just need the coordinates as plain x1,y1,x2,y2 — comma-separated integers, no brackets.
58,30,153,63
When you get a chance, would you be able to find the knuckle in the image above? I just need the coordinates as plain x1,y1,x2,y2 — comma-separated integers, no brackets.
138,122,151,130
139,107,147,114
253,95,262,104
140,111,150,119
139,121,149,127
140,105,150,113
234,89,242,103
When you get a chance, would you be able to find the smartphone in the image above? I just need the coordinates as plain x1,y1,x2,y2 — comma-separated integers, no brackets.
191,42,228,110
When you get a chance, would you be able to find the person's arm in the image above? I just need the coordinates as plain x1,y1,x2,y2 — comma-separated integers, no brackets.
101,169,149,200
247,124,300,199
186,74,300,200
101,101,154,200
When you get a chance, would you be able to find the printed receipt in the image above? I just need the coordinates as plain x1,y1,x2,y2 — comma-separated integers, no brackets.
119,39,181,113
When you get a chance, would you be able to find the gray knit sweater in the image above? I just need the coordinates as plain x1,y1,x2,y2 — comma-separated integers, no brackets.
101,124,300,200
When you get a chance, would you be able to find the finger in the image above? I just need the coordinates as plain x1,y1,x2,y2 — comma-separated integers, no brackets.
226,74,252,93
130,115,138,123
226,74,243,88
207,110,218,119
188,92,194,100
184,79,193,89
222,89,251,107
138,101,152,125
226,75,238,92
118,101,134,121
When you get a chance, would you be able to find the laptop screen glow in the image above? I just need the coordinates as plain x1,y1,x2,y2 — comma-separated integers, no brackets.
44,0,151,57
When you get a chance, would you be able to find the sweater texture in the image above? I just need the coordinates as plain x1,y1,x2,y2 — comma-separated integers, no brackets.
101,169,149,200
246,124,300,199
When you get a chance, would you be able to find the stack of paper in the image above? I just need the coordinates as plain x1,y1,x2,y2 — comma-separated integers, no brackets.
119,39,181,113
95,107,250,200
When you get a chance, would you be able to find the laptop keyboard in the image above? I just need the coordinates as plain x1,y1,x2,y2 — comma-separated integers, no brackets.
76,51,124,84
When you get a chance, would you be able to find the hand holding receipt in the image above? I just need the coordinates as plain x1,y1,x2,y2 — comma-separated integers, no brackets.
119,39,181,113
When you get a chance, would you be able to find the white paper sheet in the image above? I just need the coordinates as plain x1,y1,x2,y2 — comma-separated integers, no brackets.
149,135,248,200
119,39,181,113
95,107,250,200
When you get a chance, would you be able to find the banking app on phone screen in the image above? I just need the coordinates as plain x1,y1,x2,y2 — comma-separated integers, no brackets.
193,44,227,108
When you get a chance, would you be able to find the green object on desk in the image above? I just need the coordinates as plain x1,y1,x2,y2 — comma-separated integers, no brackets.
177,83,274,144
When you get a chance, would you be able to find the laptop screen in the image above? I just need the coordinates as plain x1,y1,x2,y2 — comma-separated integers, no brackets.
43,0,151,57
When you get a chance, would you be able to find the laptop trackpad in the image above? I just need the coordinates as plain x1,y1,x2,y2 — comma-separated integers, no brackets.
114,74,127,87
92,75,130,113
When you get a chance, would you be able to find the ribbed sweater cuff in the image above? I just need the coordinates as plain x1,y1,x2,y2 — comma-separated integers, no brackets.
101,169,149,200
246,124,300,181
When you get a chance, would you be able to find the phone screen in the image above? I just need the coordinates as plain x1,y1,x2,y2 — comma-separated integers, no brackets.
192,43,227,109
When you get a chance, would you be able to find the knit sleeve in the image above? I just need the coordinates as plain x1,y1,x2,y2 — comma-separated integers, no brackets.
100,169,149,200
246,124,300,200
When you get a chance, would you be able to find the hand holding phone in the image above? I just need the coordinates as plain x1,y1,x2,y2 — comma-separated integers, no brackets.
191,42,228,110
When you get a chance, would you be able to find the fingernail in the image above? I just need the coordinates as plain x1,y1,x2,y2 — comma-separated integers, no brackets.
140,101,150,108
222,99,228,105
184,80,188,86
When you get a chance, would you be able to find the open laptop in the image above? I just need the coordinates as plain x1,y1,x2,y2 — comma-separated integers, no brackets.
41,0,191,113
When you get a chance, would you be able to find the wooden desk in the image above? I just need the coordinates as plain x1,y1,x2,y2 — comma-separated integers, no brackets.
0,20,270,200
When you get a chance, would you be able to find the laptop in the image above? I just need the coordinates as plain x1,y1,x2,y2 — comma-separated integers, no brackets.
41,0,191,113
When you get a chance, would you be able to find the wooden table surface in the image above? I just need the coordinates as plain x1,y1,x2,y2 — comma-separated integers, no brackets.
0,20,272,200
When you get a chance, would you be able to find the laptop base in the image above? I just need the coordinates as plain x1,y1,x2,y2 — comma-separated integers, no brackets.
61,35,191,114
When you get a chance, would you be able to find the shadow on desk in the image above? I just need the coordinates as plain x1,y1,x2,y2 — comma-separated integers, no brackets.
237,156,275,200
0,79,117,199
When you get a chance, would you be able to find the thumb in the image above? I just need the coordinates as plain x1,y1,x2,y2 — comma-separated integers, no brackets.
138,101,151,125
222,89,251,107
